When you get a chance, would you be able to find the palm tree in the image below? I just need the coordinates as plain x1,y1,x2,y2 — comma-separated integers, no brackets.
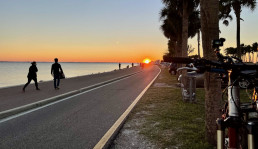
162,0,200,57
182,0,200,57
160,0,200,58
219,0,257,59
200,0,222,145
160,5,182,57
253,42,258,62
225,47,237,56
224,42,258,62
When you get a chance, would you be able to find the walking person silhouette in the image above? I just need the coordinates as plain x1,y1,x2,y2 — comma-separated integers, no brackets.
51,58,63,90
23,61,40,92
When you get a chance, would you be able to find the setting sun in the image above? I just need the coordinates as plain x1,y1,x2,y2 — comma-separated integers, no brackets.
143,58,151,64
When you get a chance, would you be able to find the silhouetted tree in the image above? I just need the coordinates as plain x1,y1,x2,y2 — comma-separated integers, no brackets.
225,42,258,62
219,0,257,58
160,0,200,57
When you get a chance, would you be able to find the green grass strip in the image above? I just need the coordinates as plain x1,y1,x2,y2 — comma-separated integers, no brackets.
127,67,213,149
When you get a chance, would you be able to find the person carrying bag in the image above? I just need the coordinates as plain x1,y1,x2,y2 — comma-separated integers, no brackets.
51,58,64,90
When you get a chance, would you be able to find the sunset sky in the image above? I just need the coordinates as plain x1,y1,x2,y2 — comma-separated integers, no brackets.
0,0,258,62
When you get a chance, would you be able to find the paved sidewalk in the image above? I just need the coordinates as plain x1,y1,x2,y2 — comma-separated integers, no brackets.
0,67,141,113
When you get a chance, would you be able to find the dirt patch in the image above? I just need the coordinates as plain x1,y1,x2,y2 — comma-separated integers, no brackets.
153,83,179,88
110,116,158,149
153,83,172,87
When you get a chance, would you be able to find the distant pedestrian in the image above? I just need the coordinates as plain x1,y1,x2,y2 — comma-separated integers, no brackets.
119,63,121,70
51,58,63,90
132,63,134,67
23,61,40,92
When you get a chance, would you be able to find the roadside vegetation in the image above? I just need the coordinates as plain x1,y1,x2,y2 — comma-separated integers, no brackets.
160,0,257,145
118,67,213,149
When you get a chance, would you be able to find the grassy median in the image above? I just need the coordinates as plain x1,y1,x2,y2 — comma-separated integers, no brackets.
126,67,213,149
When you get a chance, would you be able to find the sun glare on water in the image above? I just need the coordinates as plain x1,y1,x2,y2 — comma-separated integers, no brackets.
143,58,151,64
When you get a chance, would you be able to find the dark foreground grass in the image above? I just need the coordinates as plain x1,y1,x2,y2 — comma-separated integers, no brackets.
127,67,213,149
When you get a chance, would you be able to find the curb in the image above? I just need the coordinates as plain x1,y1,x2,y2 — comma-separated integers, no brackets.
0,71,142,120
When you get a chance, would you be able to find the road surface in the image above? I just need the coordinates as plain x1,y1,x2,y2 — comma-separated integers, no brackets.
0,65,160,149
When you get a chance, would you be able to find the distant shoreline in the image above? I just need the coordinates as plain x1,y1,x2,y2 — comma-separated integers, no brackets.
0,61,138,63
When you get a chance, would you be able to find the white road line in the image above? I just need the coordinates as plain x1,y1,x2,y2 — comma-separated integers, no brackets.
93,67,161,149
0,71,142,124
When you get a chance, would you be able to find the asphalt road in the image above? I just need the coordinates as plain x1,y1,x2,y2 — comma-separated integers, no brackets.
0,65,160,149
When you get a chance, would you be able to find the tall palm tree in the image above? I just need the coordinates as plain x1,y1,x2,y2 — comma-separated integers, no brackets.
161,0,200,58
219,0,257,59
162,0,200,57
160,5,182,57
200,0,221,145
182,0,200,57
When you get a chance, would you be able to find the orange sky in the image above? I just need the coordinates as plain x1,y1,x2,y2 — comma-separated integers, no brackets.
2,1,257,62
0,1,167,63
0,40,166,62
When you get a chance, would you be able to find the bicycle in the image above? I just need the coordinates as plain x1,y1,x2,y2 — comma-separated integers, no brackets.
172,38,258,149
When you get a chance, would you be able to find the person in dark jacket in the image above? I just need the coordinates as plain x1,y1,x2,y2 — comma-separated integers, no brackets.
23,61,40,92
119,63,121,70
51,58,63,90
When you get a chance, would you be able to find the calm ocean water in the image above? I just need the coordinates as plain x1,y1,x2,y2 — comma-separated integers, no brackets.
0,62,136,88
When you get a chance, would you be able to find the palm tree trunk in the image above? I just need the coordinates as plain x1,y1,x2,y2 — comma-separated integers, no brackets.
236,13,241,59
177,35,183,57
237,14,241,58
176,35,183,67
200,0,222,146
182,0,189,57
168,39,176,57
253,52,255,63
249,52,251,62
233,3,241,59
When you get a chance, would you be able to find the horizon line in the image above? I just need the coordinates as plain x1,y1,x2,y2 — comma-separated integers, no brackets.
0,61,140,63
